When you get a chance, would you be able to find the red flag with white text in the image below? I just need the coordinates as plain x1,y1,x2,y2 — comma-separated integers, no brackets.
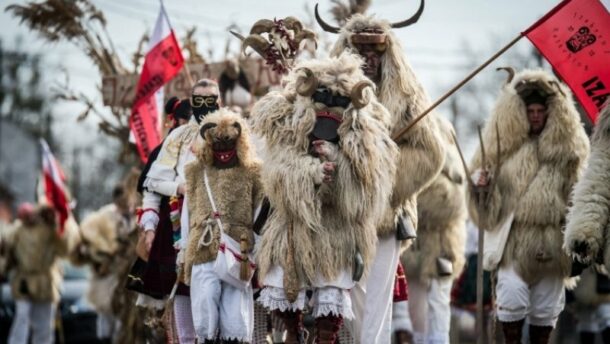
130,4,184,162
524,0,610,123
40,139,70,235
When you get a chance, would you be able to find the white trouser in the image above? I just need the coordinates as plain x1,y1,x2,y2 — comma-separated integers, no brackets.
576,303,610,333
350,235,401,344
190,262,254,342
392,301,412,332
174,295,196,344
496,264,565,327
259,265,355,319
8,300,55,344
96,312,120,339
405,278,453,344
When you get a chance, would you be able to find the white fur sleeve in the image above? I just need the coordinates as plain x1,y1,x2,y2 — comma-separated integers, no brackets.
564,144,610,262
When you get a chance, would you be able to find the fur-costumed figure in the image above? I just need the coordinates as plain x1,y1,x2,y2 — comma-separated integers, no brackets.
468,69,590,343
324,9,444,240
402,116,467,281
396,116,467,343
73,182,137,342
183,108,263,343
564,102,610,268
5,204,68,344
564,103,610,342
251,52,398,343
317,4,445,341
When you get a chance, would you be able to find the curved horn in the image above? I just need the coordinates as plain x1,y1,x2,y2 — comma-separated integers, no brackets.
230,30,246,42
314,3,340,34
241,34,270,57
283,16,304,32
250,19,276,35
351,80,374,109
233,122,242,138
496,67,515,84
295,68,318,97
200,123,218,139
390,0,425,29
295,29,318,49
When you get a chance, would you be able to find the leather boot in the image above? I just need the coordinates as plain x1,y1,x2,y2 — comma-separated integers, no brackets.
394,330,413,344
314,315,343,344
274,310,305,344
500,319,524,344
529,325,553,344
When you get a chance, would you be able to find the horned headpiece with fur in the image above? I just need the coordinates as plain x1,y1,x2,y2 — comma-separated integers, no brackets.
196,108,256,169
317,0,430,131
472,68,589,170
232,17,317,74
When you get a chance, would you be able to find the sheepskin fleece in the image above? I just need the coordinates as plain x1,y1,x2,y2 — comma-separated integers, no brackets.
250,52,398,284
401,117,467,282
467,69,590,284
183,109,263,283
78,204,133,313
564,103,610,267
330,15,445,239
8,211,68,302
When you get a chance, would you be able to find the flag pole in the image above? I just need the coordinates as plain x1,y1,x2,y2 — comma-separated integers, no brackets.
158,0,193,88
392,34,523,141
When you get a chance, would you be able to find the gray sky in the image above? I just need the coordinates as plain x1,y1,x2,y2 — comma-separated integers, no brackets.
1,0,609,157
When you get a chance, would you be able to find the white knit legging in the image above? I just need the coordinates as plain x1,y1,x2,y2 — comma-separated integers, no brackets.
174,295,196,344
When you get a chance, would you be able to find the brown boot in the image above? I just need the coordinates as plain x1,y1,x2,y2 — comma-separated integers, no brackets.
274,310,305,344
501,319,524,344
394,330,413,344
314,315,343,344
529,325,553,344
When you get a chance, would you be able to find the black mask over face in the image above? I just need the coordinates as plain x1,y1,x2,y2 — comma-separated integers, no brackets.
311,112,342,144
312,87,351,109
192,95,219,123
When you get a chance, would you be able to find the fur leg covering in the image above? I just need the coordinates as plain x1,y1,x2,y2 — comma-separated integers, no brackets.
501,320,524,344
314,315,343,344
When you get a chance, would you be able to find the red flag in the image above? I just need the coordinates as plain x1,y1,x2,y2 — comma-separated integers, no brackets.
524,0,610,123
130,3,184,162
40,139,70,235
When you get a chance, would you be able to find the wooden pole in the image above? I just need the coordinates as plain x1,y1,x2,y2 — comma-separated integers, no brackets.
182,63,194,88
452,131,487,344
476,126,487,344
392,34,524,141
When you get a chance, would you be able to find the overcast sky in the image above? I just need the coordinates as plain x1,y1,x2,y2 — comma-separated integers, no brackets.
1,0,609,157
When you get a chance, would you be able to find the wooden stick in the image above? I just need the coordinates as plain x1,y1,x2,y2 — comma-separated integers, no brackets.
451,132,474,190
182,63,194,89
478,125,487,169
392,34,523,141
